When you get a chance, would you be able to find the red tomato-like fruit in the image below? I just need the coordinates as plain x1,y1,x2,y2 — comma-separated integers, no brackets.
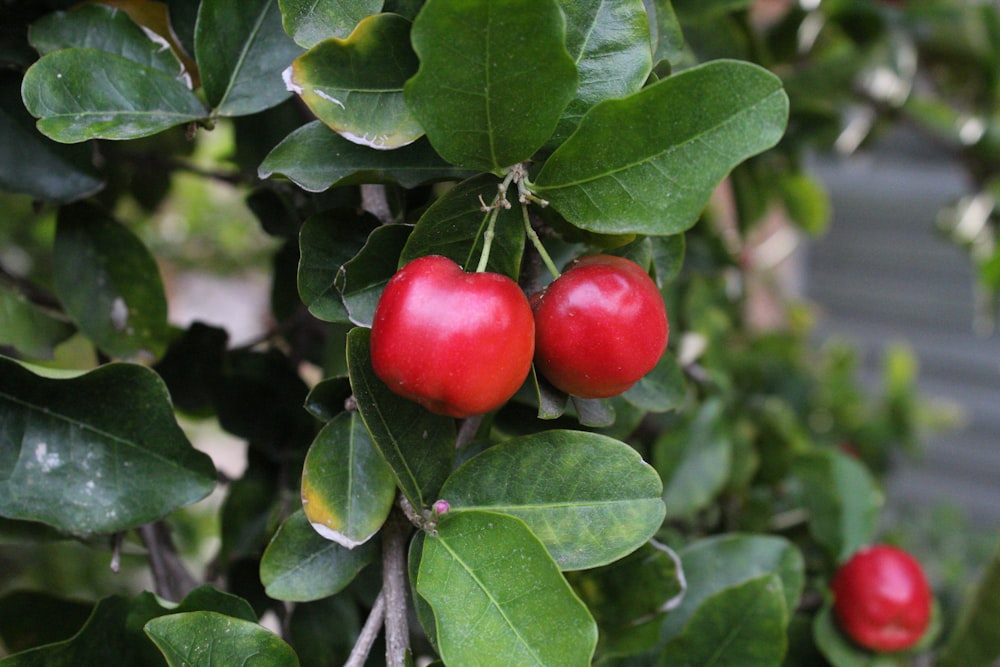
831,544,932,653
370,255,535,418
531,254,668,398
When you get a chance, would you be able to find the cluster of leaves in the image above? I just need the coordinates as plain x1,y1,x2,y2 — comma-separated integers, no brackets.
1,0,998,666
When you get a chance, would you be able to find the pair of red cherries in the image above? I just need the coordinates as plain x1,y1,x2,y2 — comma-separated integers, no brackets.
370,253,669,418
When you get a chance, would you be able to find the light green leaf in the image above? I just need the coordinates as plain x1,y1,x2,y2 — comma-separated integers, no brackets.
145,612,299,666
0,357,216,535
346,327,455,510
259,121,470,192
195,0,304,117
260,509,375,602
550,0,653,146
21,49,206,143
439,430,665,570
399,174,526,279
404,0,578,173
790,449,883,564
297,208,379,322
418,511,597,667
932,537,1000,667
52,203,169,362
661,534,804,642
28,4,184,76
654,399,732,519
279,0,384,47
534,59,789,235
288,13,422,149
0,290,75,360
300,412,396,548
660,575,788,667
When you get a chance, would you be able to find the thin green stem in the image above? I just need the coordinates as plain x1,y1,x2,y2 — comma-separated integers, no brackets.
475,205,501,273
517,180,560,279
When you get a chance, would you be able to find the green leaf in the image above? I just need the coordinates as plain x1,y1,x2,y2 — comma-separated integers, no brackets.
567,541,685,657
404,0,578,173
346,327,455,510
0,289,75,360
650,233,686,286
0,591,92,654
288,13,422,149
52,203,169,362
297,208,380,322
279,0,384,47
300,411,396,548
259,121,470,192
790,449,883,564
0,357,216,535
660,574,788,667
417,511,597,666
28,4,184,76
661,534,804,642
623,350,686,413
260,509,376,602
0,587,255,667
399,174,526,279
533,59,789,235
935,537,1000,667
21,48,206,143
649,0,685,68
145,612,299,666
439,430,665,570
550,0,653,146
779,171,831,235
812,605,899,667
337,223,412,327
195,0,304,117
654,399,732,519
287,596,359,666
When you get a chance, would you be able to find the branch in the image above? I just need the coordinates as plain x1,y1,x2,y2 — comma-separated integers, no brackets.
344,590,386,667
382,506,412,666
138,521,199,602
361,184,395,225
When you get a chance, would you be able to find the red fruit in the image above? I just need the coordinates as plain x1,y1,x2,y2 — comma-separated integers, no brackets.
531,254,668,398
370,255,534,418
831,544,932,653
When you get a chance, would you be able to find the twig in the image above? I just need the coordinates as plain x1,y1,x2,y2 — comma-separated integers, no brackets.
138,521,199,602
344,590,386,667
382,507,412,666
361,184,395,225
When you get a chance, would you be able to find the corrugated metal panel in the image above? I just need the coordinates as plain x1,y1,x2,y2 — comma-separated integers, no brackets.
805,149,1000,527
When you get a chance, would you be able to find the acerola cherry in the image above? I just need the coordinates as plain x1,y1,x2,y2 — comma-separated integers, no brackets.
531,254,668,398
370,255,534,418
831,544,932,653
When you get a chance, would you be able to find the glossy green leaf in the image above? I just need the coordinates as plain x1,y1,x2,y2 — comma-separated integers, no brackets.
21,48,205,143
0,587,255,667
145,612,299,666
812,605,899,667
346,327,455,510
790,449,883,564
300,411,396,548
297,208,380,322
650,233,686,286
288,13,422,149
534,59,789,235
660,574,788,667
649,0,685,68
303,376,353,422
0,357,216,534
933,537,1000,667
0,290,75,360
399,174,526,279
661,533,804,642
28,4,184,76
52,203,169,361
404,0,578,173
260,121,470,191
623,350,686,413
0,79,102,201
337,224,412,327
439,430,665,570
654,399,732,519
260,508,376,602
279,0,384,47
195,0,304,117
568,541,684,657
550,0,653,146
418,511,597,666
